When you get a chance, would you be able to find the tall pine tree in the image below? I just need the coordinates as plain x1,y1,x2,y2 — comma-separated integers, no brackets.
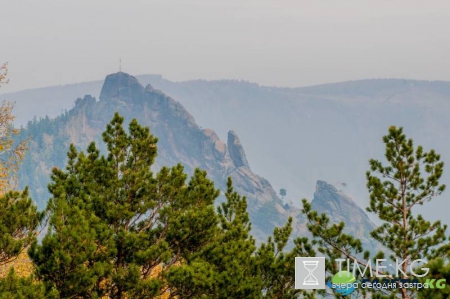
166,177,260,298
29,113,219,298
366,126,448,299
167,177,317,299
300,126,449,299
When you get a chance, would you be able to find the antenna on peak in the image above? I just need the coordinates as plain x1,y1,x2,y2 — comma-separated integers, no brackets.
119,58,122,72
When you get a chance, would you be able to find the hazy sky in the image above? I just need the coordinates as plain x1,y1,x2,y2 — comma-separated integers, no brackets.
1,0,450,93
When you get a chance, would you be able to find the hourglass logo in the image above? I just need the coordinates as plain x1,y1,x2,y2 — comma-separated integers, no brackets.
295,257,325,289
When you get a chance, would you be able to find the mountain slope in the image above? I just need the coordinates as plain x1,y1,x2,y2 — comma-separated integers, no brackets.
17,73,289,241
16,72,378,245
311,181,377,249
5,76,450,228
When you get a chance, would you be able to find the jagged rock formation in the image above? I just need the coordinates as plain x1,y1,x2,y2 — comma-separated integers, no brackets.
311,180,378,249
18,72,289,241
17,72,379,245
227,131,250,168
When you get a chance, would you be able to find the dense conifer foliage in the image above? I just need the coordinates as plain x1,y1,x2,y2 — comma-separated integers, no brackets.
29,113,217,297
366,126,448,298
1,102,449,298
28,113,308,298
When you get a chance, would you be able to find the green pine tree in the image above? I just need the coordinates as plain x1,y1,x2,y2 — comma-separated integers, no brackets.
417,258,450,299
257,216,318,299
301,199,369,298
166,177,260,298
366,126,448,299
0,188,43,267
29,113,219,298
205,177,261,298
0,268,56,299
166,177,318,299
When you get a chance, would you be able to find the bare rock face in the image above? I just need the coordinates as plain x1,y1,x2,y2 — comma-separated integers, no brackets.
99,72,146,103
311,181,378,249
227,131,250,169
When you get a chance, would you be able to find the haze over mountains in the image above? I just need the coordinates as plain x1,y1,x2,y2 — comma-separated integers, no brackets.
2,74,450,226
6,72,382,247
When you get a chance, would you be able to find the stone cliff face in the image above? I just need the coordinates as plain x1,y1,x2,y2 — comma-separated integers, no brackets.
311,181,378,249
227,131,250,169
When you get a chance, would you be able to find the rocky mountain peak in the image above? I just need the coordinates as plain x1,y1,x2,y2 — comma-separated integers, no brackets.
99,72,145,102
227,130,250,169
315,180,353,204
313,180,363,214
312,180,377,246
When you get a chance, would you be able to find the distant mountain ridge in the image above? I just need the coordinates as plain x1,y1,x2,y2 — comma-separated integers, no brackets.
15,72,377,244
4,76,450,127
291,78,450,97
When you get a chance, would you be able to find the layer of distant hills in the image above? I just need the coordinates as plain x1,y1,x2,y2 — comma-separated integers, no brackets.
3,74,450,227
1,74,449,255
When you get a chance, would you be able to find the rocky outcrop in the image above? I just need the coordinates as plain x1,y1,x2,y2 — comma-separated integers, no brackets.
19,72,290,241
18,72,379,245
227,131,250,168
311,181,378,249
99,72,146,103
